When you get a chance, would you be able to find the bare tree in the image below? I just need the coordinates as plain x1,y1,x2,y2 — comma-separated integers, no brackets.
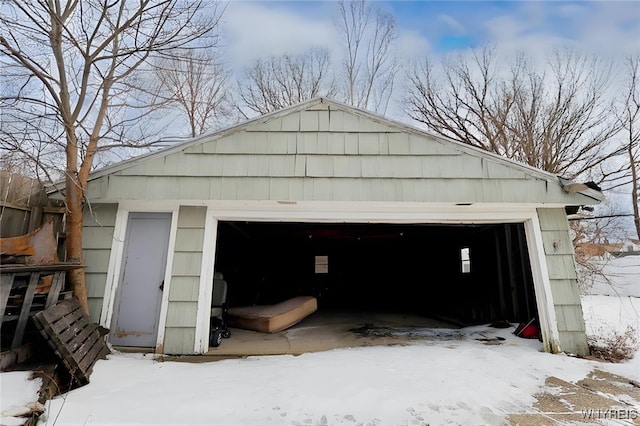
404,46,623,181
335,0,398,114
151,48,230,137
236,48,337,116
615,55,640,239
0,1,224,314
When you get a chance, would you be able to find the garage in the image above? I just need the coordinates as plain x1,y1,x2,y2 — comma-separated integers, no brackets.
215,220,537,328
71,97,602,356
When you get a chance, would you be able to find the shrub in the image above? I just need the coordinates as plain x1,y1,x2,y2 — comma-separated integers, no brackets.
588,325,639,363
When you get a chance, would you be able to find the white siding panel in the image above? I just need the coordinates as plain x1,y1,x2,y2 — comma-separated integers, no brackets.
87,299,103,323
168,276,200,302
327,133,346,155
131,157,165,175
254,155,271,176
178,178,211,199
265,132,291,153
209,179,223,199
177,206,206,228
184,143,203,154
237,178,270,199
318,108,330,130
332,180,355,201
268,155,296,176
345,133,359,154
538,209,570,231
343,111,361,131
300,133,319,154
206,133,257,154
166,302,198,327
555,305,586,331
300,110,319,131
172,252,203,276
541,231,574,255
328,110,346,131
174,228,204,251
161,154,181,175
358,133,380,154
312,178,333,199
86,273,107,298
408,134,459,155
284,178,305,200
294,155,306,177
361,157,380,177
317,132,329,154
393,157,423,178
84,176,107,199
281,113,300,131
83,249,111,273
546,255,578,280
163,328,196,354
286,132,298,154
82,227,115,249
246,117,283,132
221,177,238,199
388,133,410,154
222,156,249,176
549,279,581,305
269,179,290,199
557,331,589,355
485,160,529,179
333,156,362,177
306,156,334,177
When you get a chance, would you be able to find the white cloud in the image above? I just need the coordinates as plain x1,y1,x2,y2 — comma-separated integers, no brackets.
396,29,431,60
436,14,466,35
481,1,638,63
221,2,340,70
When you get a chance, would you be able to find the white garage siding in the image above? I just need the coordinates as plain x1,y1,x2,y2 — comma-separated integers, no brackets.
71,98,599,356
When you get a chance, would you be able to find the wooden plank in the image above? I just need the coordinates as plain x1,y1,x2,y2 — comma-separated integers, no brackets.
11,272,39,349
0,262,82,274
33,298,110,385
76,332,106,373
44,271,65,309
0,273,15,333
53,316,92,345
40,298,82,322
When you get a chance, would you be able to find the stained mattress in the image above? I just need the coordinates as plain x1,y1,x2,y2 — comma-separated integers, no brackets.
227,296,318,333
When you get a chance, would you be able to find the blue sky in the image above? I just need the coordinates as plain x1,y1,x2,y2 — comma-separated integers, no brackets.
221,0,639,66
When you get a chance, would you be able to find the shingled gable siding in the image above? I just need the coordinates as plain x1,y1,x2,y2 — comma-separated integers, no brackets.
105,107,573,205
163,206,206,354
537,208,589,356
82,203,118,323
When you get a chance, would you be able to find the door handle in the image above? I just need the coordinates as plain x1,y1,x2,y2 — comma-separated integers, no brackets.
159,280,164,291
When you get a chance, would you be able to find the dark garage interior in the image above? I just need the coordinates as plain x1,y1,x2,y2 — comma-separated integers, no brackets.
213,221,539,327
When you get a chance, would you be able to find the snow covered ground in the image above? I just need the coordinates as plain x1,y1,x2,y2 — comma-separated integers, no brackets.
1,255,639,426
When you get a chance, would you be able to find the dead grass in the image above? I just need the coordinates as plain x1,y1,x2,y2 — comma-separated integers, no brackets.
588,325,639,363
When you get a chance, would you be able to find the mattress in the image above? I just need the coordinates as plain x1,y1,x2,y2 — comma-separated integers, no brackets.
227,296,318,333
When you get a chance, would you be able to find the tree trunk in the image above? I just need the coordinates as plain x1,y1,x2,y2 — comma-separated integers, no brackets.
630,143,640,240
65,174,90,315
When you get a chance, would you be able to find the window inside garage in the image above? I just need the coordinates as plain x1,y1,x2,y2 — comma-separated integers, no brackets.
213,221,538,327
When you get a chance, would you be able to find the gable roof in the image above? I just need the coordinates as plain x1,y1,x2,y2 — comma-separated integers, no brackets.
50,97,603,205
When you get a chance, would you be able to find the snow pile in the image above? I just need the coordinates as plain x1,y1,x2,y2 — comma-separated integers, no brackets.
580,254,640,365
0,371,42,426
37,333,597,426
0,255,637,426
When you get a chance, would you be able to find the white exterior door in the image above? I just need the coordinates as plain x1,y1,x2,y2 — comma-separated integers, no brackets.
110,212,171,347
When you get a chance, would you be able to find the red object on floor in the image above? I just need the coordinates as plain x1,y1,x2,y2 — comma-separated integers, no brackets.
515,322,540,339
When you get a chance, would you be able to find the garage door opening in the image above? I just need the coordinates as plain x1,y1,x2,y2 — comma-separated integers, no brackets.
213,221,538,330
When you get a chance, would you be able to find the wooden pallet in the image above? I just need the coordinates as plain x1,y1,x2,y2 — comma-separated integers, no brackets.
32,298,110,385
1,262,81,350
